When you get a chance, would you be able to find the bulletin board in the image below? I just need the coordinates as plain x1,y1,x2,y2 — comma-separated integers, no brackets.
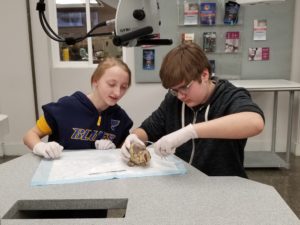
134,0,295,83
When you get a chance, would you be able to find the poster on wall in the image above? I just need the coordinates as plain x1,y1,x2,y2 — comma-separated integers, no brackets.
143,49,155,70
181,32,195,44
223,1,240,25
248,47,270,61
253,19,267,40
209,60,216,76
184,2,199,25
203,32,216,53
225,31,240,53
199,2,216,25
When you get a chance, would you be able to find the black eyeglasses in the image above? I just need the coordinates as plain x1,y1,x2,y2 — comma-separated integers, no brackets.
169,80,194,97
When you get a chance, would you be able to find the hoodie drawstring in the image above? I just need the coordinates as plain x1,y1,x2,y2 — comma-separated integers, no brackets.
97,116,102,127
181,102,210,164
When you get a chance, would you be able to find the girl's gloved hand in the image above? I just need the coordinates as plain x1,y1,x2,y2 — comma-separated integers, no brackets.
33,141,64,159
95,139,116,150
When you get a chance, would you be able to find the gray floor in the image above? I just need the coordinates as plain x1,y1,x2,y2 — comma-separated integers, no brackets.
1,154,299,219
246,154,300,219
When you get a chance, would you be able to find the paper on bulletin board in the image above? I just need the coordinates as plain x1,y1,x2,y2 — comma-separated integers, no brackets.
248,47,270,61
253,19,267,41
31,148,186,186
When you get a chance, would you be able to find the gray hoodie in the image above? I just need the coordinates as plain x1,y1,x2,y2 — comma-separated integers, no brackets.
140,78,264,178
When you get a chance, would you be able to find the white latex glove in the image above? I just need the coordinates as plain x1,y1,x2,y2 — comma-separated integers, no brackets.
154,124,197,157
120,134,145,161
95,139,116,150
32,141,64,159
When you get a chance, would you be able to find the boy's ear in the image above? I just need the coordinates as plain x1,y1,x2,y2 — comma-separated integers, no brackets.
201,69,210,81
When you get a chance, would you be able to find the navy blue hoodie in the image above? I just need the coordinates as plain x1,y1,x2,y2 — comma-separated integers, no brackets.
43,91,133,149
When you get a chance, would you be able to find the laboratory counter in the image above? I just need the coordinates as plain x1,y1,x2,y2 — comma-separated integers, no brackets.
0,153,299,225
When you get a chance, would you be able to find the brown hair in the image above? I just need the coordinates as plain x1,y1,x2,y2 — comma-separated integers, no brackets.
159,43,211,88
91,57,131,86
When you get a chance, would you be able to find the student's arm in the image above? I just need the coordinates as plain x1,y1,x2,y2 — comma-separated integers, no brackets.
154,112,264,157
23,125,47,151
23,120,63,159
194,112,264,139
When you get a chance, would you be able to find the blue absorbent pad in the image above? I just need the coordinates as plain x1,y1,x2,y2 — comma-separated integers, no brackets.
31,148,187,186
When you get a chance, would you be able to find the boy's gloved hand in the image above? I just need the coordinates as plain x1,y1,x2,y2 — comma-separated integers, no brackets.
95,139,116,150
33,141,64,159
154,124,197,157
120,134,145,161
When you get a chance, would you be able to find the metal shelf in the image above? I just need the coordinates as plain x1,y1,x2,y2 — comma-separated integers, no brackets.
231,79,300,169
244,151,288,168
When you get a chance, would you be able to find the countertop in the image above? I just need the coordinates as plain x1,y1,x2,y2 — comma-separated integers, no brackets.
0,153,299,225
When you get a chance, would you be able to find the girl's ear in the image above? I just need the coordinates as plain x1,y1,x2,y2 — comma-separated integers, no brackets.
91,79,98,90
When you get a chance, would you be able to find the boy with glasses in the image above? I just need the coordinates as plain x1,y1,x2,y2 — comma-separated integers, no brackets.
121,43,264,178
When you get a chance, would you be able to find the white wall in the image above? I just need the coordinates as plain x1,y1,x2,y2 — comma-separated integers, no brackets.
0,0,299,156
0,1,36,155
290,0,300,155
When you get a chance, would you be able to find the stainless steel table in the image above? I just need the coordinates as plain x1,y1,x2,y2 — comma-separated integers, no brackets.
0,153,299,225
230,79,300,168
